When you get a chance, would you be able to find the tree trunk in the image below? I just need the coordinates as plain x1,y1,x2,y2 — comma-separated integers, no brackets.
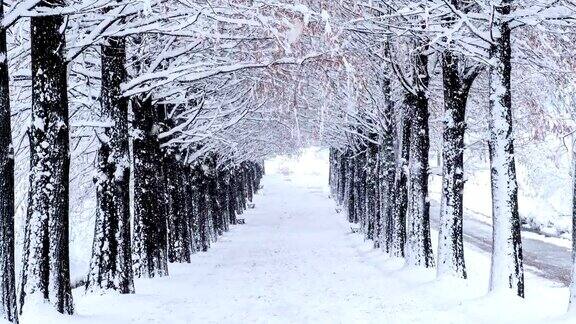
245,163,254,204
0,1,18,319
194,163,210,252
86,36,134,294
487,0,524,297
365,140,379,244
20,0,74,313
405,49,435,268
206,159,221,240
338,152,347,205
227,170,237,225
189,164,203,253
345,152,356,223
329,148,336,195
388,115,410,258
355,152,366,230
200,179,211,251
132,96,169,278
167,158,191,263
237,166,246,214
183,166,196,254
217,170,230,233
437,51,472,279
379,70,395,253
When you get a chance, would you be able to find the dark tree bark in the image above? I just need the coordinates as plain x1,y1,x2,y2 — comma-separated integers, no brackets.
344,152,356,223
157,104,192,263
183,165,196,254
405,46,435,268
378,69,395,254
166,157,191,263
365,139,379,244
244,163,254,204
86,36,134,294
0,2,18,320
20,0,74,314
188,163,204,253
389,113,410,258
217,170,231,233
206,158,221,239
254,163,263,190
132,96,168,278
487,0,524,298
227,170,238,225
236,166,246,215
354,152,366,229
200,178,211,251
338,152,347,205
192,163,210,252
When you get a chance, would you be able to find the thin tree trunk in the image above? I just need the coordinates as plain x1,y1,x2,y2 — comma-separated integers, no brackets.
236,166,246,215
329,148,336,195
227,170,237,225
0,1,17,319
345,153,356,223
245,163,254,204
355,152,366,229
379,69,395,253
194,163,210,252
184,165,197,254
365,141,379,244
389,114,410,257
338,152,347,205
189,164,203,252
20,0,74,313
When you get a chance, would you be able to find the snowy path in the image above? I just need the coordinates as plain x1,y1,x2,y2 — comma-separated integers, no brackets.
27,167,572,323
72,174,409,323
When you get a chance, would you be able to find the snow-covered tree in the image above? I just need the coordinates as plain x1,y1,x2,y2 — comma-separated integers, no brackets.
20,0,74,314
436,0,482,280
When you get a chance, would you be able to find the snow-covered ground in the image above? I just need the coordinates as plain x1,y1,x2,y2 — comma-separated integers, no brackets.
21,148,575,323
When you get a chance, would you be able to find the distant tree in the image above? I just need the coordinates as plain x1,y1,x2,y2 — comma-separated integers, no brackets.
132,96,169,278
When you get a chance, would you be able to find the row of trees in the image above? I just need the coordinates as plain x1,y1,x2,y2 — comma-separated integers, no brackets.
323,0,575,313
0,0,575,321
88,150,264,293
0,0,277,322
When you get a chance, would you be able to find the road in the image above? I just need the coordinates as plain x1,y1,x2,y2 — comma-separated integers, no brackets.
429,201,573,286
